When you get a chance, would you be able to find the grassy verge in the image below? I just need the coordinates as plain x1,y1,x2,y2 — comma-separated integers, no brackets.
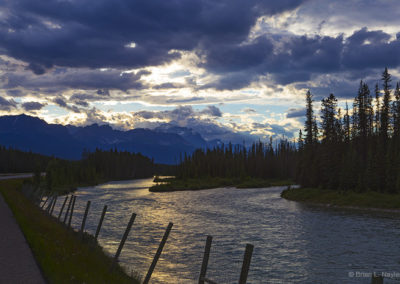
0,179,140,284
149,177,293,192
281,187,400,209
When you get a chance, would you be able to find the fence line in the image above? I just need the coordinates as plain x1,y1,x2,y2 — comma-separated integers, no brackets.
32,190,255,284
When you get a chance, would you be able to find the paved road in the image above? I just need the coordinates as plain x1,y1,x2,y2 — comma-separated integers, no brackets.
0,191,45,283
0,173,34,180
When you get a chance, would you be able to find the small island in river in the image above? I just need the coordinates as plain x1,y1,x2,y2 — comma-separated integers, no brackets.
149,176,293,192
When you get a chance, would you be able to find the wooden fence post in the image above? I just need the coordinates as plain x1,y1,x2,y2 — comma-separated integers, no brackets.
67,195,76,228
80,200,91,234
198,235,213,284
50,196,57,215
45,196,54,212
239,244,254,284
143,222,173,284
113,213,136,264
58,195,69,221
95,205,107,241
40,196,49,209
63,195,74,224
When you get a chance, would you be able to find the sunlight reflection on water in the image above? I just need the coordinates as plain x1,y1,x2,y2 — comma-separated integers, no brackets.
52,178,400,283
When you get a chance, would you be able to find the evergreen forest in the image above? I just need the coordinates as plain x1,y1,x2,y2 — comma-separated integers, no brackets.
178,68,400,193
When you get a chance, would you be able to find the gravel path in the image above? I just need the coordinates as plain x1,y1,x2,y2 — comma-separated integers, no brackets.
0,194,45,283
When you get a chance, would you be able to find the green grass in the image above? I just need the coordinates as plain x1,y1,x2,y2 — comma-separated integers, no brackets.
149,177,293,192
0,179,140,284
281,186,400,209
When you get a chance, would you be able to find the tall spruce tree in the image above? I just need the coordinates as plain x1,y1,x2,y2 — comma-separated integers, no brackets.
344,102,351,142
304,90,315,146
375,83,381,134
393,82,400,138
298,129,304,150
381,67,392,140
321,93,338,143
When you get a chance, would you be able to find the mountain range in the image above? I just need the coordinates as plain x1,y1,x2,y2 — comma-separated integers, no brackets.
0,114,222,164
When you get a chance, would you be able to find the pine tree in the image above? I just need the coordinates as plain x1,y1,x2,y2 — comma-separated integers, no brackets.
353,81,372,139
393,82,400,137
375,83,381,134
380,67,392,140
304,90,315,146
320,93,338,143
344,102,351,142
298,129,304,150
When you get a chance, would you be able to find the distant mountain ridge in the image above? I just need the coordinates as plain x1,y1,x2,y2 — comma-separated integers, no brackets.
0,114,220,164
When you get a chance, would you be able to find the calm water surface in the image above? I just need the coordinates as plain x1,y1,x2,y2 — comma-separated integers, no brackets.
52,178,400,283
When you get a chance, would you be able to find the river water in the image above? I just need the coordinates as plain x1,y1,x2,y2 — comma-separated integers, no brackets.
52,178,400,283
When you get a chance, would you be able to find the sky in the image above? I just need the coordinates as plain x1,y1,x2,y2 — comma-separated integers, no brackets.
0,0,399,143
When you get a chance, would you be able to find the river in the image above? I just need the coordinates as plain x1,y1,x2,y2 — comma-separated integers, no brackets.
52,178,400,283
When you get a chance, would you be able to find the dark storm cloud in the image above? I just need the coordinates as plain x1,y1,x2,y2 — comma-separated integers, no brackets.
6,89,23,97
0,96,17,110
1,0,399,94
53,97,67,108
0,0,305,71
203,36,274,73
21,101,46,111
3,68,147,91
200,105,222,117
26,63,48,75
70,93,109,102
206,28,400,90
342,28,400,69
287,108,306,118
201,71,257,90
53,97,81,113
97,89,110,96
74,100,89,107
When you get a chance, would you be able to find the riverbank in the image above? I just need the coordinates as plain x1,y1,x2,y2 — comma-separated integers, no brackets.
149,177,293,192
0,178,139,283
281,187,400,210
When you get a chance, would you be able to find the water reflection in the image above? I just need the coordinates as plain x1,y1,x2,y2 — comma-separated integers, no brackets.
51,178,400,283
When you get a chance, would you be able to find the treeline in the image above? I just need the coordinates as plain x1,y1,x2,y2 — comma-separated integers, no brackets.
45,148,155,190
176,68,400,193
177,140,297,180
0,146,51,173
0,145,158,191
298,68,400,193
